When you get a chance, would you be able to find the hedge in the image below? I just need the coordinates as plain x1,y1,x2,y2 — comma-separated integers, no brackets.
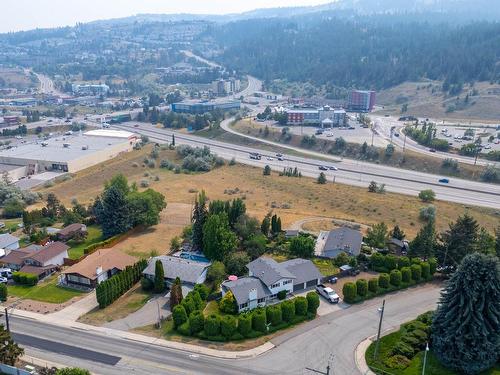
83,234,122,255
220,315,237,338
397,256,410,269
204,314,221,336
368,278,378,293
266,305,282,326
277,290,287,300
420,262,430,280
188,311,205,334
390,270,402,287
343,282,357,303
401,267,411,283
411,264,422,282
0,283,7,301
378,273,390,289
96,259,147,308
356,279,368,297
252,309,267,332
172,305,188,328
193,283,209,300
238,313,252,335
428,258,437,275
181,296,197,316
306,292,320,315
281,300,296,323
12,272,38,286
294,296,308,316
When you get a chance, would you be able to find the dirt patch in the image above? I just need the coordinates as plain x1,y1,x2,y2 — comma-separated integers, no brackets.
299,218,370,235
326,271,380,299
5,295,82,314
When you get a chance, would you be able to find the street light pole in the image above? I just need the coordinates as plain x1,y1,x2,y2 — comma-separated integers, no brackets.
422,342,429,375
373,299,386,361
4,308,9,332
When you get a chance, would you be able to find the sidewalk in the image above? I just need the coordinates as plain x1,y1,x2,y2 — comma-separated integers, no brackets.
10,308,275,359
355,337,376,375
47,291,98,323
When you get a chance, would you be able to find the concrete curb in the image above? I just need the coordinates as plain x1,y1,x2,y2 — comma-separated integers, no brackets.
355,336,376,375
10,309,275,360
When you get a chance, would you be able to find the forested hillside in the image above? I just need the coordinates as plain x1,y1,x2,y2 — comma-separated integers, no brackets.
212,17,500,90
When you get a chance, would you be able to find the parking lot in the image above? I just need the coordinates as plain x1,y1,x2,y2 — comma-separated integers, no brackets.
432,125,500,153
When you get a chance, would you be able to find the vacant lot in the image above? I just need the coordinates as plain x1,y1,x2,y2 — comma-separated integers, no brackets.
0,68,37,89
37,146,499,242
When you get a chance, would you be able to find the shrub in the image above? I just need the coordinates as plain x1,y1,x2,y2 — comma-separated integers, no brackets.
370,253,387,272
189,311,205,334
177,321,191,336
411,264,422,282
172,305,188,328
12,272,37,286
181,297,196,316
238,314,252,336
378,273,390,288
252,309,267,332
220,315,237,338
398,256,410,269
141,277,153,291
390,270,402,286
368,278,378,293
418,189,436,202
420,262,431,280
219,291,237,314
204,314,221,337
306,292,320,315
0,283,7,301
189,291,203,310
356,279,368,297
277,290,287,300
266,305,283,326
419,205,436,222
391,341,414,358
281,300,296,323
294,297,308,316
401,267,411,283
343,282,357,303
384,355,411,370
428,258,437,276
384,255,398,271
193,283,209,301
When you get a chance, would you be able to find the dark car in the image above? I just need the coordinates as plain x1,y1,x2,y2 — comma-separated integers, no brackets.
429,148,436,152
319,166,328,171
439,178,450,183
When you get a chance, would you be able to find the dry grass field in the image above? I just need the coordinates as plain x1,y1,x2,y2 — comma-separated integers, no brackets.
0,67,37,89
37,145,500,249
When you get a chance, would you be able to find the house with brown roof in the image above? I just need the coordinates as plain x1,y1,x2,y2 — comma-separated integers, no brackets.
0,247,36,271
57,223,87,242
62,248,136,289
23,242,69,268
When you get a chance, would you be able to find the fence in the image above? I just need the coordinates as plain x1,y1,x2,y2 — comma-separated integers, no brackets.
0,363,33,375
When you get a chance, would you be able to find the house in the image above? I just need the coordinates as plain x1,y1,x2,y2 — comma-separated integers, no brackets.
0,247,36,271
57,223,87,241
284,230,300,238
22,242,69,268
0,233,20,251
388,238,409,255
315,227,363,259
62,248,136,289
221,257,322,312
142,256,211,287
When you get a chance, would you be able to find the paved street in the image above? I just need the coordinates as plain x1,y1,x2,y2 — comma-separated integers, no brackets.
9,284,441,375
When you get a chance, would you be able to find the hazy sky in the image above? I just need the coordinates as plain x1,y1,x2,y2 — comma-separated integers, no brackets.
1,0,333,33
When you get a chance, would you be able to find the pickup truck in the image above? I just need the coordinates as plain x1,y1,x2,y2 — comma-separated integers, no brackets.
316,284,340,303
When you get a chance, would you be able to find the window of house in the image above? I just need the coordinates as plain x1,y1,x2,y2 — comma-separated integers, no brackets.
271,282,280,289
283,280,292,285
258,297,266,303
239,302,248,309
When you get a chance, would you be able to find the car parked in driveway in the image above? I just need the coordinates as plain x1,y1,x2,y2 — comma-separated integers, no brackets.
316,284,340,303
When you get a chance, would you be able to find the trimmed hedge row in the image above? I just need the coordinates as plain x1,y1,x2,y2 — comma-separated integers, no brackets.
173,291,320,342
370,254,437,275
83,234,122,255
343,261,435,304
96,259,147,308
12,272,38,286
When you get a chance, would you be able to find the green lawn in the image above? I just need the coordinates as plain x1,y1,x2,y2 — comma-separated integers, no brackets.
311,258,338,276
67,225,103,259
8,276,85,304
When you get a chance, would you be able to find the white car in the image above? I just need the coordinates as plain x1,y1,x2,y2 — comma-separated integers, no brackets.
484,145,492,149
316,284,340,303
329,166,338,171
326,132,334,137
0,277,7,284
266,157,274,161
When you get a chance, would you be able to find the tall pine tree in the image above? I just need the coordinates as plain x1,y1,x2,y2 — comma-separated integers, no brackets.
431,253,500,374
191,191,207,251
409,219,436,260
154,260,165,294
438,213,479,268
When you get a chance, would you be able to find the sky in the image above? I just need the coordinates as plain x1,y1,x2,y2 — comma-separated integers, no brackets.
1,0,333,33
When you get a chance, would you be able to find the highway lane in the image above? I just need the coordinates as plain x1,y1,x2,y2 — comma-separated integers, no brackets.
114,122,500,209
9,284,441,375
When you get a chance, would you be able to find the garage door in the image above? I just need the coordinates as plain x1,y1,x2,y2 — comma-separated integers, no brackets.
293,283,304,292
306,279,317,288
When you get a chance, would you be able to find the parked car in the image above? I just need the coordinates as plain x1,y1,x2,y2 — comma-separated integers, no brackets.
266,157,274,161
394,133,400,137
439,178,450,184
319,166,328,171
0,268,12,279
329,166,338,171
0,277,7,284
316,284,340,303
429,148,436,152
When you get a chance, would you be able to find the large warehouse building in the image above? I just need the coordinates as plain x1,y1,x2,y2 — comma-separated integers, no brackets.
0,129,138,181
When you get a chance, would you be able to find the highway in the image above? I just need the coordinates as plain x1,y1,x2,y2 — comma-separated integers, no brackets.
10,284,441,375
114,121,500,209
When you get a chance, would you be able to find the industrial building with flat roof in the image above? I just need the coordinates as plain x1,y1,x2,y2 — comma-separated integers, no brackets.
171,100,241,114
0,129,138,180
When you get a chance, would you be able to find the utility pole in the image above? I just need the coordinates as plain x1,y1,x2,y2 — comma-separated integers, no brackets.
326,354,334,375
156,299,161,329
373,299,386,361
422,342,429,375
4,308,10,332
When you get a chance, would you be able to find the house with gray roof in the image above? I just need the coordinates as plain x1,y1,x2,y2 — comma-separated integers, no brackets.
222,257,322,312
0,233,19,251
142,256,211,287
315,227,363,259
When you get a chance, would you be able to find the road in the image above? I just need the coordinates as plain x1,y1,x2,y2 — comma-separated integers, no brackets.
31,71,61,95
10,284,441,375
117,120,500,209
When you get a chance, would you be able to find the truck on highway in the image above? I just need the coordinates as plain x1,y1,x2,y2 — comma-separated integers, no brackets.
249,152,262,160
316,284,340,303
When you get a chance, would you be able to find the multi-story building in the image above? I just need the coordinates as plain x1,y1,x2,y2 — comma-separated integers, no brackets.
72,84,110,97
171,100,241,114
287,106,346,127
211,78,241,96
347,90,376,112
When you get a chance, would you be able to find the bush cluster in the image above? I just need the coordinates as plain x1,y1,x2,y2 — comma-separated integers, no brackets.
83,234,122,255
12,272,38,286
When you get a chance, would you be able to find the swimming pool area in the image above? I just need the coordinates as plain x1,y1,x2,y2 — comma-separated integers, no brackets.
179,252,210,263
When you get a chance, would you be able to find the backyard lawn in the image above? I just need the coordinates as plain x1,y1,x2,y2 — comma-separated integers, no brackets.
67,225,103,259
268,254,338,277
8,275,85,304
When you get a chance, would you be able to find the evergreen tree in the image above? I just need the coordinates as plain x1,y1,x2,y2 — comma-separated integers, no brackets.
390,225,405,240
0,324,24,366
271,214,277,234
261,214,271,236
202,213,237,261
432,254,500,374
496,228,500,258
409,219,436,260
96,185,131,238
191,191,207,251
317,172,327,184
170,277,183,309
154,260,165,293
276,217,282,233
228,198,246,228
438,213,480,268
263,165,271,176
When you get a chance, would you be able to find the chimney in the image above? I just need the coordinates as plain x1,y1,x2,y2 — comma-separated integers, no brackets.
249,288,257,301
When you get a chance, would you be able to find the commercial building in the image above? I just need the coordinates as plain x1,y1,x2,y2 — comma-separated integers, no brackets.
347,90,376,112
287,106,347,127
72,84,110,97
171,100,241,114
0,129,138,179
211,78,241,96
0,116,20,126
221,257,322,313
